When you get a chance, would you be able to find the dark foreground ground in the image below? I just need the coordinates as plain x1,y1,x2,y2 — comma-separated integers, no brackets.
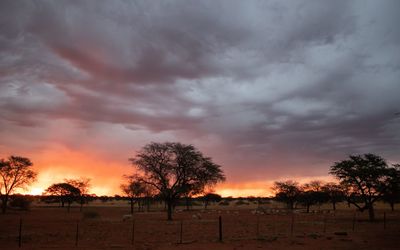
1,204,399,249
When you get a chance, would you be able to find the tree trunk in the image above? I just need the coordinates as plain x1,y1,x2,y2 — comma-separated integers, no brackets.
288,201,294,210
332,201,336,211
67,201,71,213
130,198,134,214
306,204,310,213
167,200,173,221
390,202,394,211
80,197,83,212
185,197,190,210
1,195,8,214
147,198,151,212
368,204,375,221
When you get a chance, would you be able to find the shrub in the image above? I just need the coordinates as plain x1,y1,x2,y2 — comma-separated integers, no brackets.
9,195,32,210
191,201,202,206
235,200,249,205
219,201,230,206
258,199,271,205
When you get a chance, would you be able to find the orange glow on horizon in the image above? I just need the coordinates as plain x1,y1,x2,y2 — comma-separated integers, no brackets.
6,144,336,198
20,172,335,198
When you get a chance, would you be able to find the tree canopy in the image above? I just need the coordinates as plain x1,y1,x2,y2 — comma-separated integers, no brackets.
129,142,225,220
44,182,81,211
272,180,301,210
121,174,154,214
65,178,91,211
322,182,345,211
201,192,222,209
298,181,329,213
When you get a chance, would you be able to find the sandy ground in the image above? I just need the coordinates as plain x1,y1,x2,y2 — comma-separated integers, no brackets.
0,202,399,249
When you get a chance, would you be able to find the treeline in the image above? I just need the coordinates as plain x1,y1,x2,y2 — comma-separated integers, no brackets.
1,143,399,222
273,154,400,221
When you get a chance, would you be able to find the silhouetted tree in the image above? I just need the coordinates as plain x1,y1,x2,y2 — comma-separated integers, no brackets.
202,192,222,209
65,178,91,211
382,164,400,211
44,183,80,212
330,154,393,221
322,182,345,211
0,156,37,213
299,181,329,213
121,174,151,214
272,180,301,210
129,142,225,220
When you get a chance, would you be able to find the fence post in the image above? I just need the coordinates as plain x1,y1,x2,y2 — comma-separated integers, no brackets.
18,218,22,248
290,213,294,236
131,220,135,246
219,216,222,242
179,220,183,244
272,214,276,235
75,220,79,247
256,215,260,239
352,212,356,232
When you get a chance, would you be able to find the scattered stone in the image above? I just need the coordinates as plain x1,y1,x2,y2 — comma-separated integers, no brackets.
192,213,202,220
122,214,132,221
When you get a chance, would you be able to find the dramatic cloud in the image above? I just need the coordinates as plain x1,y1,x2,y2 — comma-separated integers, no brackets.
1,0,399,195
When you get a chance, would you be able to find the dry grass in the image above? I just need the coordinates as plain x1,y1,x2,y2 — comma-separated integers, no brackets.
0,201,399,249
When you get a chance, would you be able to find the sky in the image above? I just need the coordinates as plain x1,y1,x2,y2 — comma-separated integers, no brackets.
1,0,399,197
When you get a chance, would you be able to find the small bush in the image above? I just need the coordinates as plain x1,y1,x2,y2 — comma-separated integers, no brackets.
235,200,249,206
191,201,202,206
83,210,100,219
9,195,32,210
258,200,271,205
219,201,230,206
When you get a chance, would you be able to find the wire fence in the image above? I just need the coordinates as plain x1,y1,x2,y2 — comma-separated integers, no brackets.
0,209,398,248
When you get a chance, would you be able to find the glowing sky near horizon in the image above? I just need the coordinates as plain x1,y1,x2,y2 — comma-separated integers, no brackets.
1,0,400,197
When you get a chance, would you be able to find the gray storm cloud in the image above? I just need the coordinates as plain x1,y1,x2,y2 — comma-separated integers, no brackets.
0,0,399,182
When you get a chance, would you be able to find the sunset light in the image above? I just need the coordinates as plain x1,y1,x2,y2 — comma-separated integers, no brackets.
1,1,400,249
1,0,399,201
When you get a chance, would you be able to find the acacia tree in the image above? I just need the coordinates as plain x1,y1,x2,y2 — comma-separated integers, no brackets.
44,183,80,212
129,142,225,220
201,192,222,210
330,153,392,221
272,180,301,210
298,181,329,213
65,178,91,211
121,174,152,214
322,182,345,211
0,156,37,213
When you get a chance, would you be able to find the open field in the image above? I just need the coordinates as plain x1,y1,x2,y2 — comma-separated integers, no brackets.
1,202,400,249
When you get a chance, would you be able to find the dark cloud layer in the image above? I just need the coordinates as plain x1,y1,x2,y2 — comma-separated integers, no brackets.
1,0,400,184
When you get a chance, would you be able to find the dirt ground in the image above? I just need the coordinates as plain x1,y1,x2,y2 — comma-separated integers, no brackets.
1,203,399,249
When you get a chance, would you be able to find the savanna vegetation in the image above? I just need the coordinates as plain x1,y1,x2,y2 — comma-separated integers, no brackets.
1,148,399,223
1,148,400,249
